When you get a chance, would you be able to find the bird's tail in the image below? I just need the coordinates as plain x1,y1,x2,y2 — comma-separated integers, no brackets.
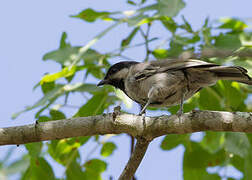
208,66,252,85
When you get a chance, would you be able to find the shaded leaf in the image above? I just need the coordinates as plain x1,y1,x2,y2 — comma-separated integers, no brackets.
214,34,241,50
161,134,188,150
25,142,43,158
50,109,66,120
224,132,250,158
66,161,86,179
22,157,55,180
200,132,225,154
199,87,222,110
74,92,110,117
84,159,107,180
71,8,111,22
121,27,139,48
5,155,30,175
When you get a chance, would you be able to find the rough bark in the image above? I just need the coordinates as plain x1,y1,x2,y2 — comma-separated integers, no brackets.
1,110,252,146
2,110,252,180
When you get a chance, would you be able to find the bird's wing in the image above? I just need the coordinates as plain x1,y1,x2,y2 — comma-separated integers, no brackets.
134,59,218,81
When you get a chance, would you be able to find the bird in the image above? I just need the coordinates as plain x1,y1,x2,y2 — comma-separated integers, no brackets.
97,59,252,115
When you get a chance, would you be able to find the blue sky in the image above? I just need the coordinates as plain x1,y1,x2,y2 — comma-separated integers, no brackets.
1,0,252,179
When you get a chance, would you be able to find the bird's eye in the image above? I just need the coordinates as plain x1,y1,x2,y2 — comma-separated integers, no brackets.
110,69,116,73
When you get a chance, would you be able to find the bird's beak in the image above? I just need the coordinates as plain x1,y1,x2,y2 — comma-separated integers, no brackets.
97,79,109,86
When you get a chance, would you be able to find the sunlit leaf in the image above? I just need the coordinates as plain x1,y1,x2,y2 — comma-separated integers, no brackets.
219,18,247,32
101,142,117,157
115,89,133,108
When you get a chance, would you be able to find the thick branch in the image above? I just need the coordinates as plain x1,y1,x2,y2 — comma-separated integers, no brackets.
119,137,150,180
1,110,252,145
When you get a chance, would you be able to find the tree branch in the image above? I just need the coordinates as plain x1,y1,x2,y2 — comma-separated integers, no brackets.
119,137,150,180
1,110,252,146
2,110,252,180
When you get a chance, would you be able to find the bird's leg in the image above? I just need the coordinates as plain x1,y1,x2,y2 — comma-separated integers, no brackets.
139,100,150,115
177,92,185,116
139,87,155,115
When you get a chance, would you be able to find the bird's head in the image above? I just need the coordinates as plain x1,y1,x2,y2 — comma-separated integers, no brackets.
97,61,139,91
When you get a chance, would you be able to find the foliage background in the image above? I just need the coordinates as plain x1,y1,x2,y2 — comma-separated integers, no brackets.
1,0,252,179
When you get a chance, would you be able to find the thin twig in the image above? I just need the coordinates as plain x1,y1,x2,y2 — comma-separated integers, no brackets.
140,23,152,62
119,137,150,180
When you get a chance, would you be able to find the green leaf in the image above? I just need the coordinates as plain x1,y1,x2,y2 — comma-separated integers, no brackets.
121,27,139,48
41,81,55,94
161,134,188,150
25,142,43,158
50,109,66,120
152,49,168,59
84,159,107,180
43,45,104,66
71,8,111,22
244,153,252,179
199,87,222,110
37,115,51,123
160,16,177,33
12,84,64,119
219,18,247,32
127,13,149,27
127,0,137,6
66,161,86,179
224,132,250,158
5,155,30,175
47,139,81,166
214,34,241,50
157,0,185,17
22,157,55,180
74,92,111,117
60,32,70,49
43,46,80,66
40,66,77,84
230,154,244,172
166,41,184,57
181,16,193,33
183,142,224,180
115,89,133,108
101,142,117,157
221,81,247,110
200,132,225,153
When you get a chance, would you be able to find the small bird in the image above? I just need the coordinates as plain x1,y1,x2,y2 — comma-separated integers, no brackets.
97,59,252,115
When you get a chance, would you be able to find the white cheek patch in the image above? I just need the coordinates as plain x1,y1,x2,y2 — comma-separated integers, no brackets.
113,68,128,79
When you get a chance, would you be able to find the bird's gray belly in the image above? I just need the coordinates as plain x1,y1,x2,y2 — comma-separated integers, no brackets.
125,70,208,107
